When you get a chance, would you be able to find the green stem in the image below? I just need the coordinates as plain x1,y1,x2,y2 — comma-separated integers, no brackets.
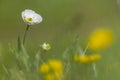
92,63,97,78
23,25,30,45
82,43,89,55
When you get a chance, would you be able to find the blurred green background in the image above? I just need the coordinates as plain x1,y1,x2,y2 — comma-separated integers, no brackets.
0,0,120,80
0,0,120,43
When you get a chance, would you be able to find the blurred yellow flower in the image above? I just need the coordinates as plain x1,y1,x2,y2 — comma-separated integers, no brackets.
39,59,63,80
48,60,63,73
74,55,91,64
44,74,55,80
39,63,50,74
74,55,80,61
88,28,113,50
54,71,63,79
48,59,63,80
90,54,101,62
74,54,101,63
42,42,51,51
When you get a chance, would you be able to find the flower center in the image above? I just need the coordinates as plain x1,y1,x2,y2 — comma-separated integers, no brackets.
44,44,51,50
25,17,33,22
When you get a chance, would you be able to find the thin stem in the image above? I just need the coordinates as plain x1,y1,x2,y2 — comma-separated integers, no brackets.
92,63,97,78
82,43,89,55
23,25,30,45
2,64,9,74
77,46,84,55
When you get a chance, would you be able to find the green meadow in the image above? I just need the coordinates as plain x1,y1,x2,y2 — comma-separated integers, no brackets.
0,0,120,80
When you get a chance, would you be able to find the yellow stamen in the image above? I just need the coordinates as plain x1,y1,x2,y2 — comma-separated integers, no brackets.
25,17,33,22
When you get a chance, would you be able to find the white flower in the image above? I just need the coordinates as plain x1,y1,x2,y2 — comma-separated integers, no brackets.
21,9,43,25
41,42,51,51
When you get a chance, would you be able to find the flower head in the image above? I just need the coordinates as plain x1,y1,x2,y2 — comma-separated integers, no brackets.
88,28,113,50
22,9,42,25
39,63,50,74
45,74,55,80
74,55,91,63
90,54,101,62
74,54,101,63
42,42,51,51
48,60,63,73
39,59,63,80
48,60,63,79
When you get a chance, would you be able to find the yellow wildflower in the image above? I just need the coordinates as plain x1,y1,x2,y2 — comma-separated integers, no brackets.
48,60,63,73
79,55,91,63
90,54,101,62
44,74,55,80
39,63,50,74
39,59,63,80
75,55,91,64
54,71,63,80
74,55,80,61
74,53,101,64
48,60,63,80
88,28,113,50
